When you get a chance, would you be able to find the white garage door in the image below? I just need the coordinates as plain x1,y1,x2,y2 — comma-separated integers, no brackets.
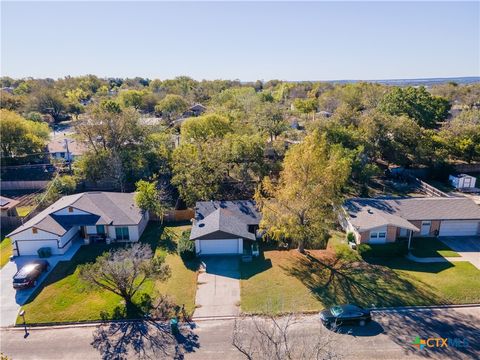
15,240,57,256
439,220,480,237
197,239,240,255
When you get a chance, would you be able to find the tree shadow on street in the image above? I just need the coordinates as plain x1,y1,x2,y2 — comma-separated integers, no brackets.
91,318,199,360
378,308,479,358
283,253,441,308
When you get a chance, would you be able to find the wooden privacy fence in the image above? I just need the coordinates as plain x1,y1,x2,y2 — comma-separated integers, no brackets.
411,177,449,197
1,216,23,232
0,180,49,190
454,163,480,173
150,209,195,223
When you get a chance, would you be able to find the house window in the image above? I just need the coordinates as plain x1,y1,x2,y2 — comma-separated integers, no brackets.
115,227,130,241
370,232,378,238
96,225,105,234
68,207,73,213
60,152,65,158
378,232,386,238
32,227,38,234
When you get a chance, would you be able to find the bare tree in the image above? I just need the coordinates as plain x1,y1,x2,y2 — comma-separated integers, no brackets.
232,313,342,360
79,244,170,308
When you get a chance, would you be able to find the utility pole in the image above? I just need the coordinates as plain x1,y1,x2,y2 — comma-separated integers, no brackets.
64,138,72,172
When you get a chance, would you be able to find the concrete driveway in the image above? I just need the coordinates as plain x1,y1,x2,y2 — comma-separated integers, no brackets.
0,240,83,327
440,237,480,269
194,256,240,318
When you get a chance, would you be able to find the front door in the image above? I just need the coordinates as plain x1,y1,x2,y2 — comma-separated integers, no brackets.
420,221,431,236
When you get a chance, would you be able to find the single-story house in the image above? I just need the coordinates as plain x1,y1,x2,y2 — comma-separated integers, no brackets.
342,197,480,244
449,174,476,190
190,200,261,255
47,136,87,162
0,196,20,217
183,103,206,117
7,192,149,257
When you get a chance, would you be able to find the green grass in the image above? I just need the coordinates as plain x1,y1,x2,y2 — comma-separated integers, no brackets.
16,206,34,217
0,237,12,269
18,222,198,324
410,237,460,258
240,236,480,314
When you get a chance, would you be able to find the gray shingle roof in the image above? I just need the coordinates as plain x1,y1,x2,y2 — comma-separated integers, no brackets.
344,197,480,232
7,192,143,237
190,200,260,241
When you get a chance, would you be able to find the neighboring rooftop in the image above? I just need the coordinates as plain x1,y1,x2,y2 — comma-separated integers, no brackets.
0,196,20,211
344,197,480,232
190,200,261,240
8,192,142,237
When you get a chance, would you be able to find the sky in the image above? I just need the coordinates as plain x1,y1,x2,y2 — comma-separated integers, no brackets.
1,1,479,81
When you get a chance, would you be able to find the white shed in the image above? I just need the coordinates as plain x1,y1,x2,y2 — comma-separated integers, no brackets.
449,174,476,189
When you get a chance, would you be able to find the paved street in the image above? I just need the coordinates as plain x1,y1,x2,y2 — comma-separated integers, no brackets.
194,257,240,318
1,306,478,359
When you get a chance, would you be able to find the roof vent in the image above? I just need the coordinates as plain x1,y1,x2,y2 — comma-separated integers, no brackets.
367,209,374,214
198,223,205,228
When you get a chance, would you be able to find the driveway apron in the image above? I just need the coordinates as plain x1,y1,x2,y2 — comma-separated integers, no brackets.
194,256,240,318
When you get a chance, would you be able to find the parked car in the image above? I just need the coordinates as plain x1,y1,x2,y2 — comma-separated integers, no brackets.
12,260,49,290
319,304,371,328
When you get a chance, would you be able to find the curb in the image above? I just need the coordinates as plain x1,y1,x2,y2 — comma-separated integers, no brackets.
2,304,479,330
370,303,480,312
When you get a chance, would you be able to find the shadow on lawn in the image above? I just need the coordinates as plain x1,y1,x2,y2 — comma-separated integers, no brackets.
284,254,443,308
239,252,273,280
91,318,199,360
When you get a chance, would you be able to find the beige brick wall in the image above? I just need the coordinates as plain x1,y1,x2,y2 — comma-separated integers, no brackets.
359,231,370,243
386,226,397,242
410,220,422,237
430,220,440,236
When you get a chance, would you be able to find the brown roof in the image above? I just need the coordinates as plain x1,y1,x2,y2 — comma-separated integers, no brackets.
344,197,480,232
47,137,87,156
8,192,143,237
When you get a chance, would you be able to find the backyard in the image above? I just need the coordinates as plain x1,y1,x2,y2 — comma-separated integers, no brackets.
0,237,12,269
17,222,198,324
240,235,480,314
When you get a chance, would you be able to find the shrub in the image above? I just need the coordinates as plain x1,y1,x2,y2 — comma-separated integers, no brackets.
358,241,408,259
37,247,52,258
177,230,195,260
346,232,356,243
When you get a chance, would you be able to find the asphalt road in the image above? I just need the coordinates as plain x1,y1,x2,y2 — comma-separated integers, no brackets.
1,306,478,360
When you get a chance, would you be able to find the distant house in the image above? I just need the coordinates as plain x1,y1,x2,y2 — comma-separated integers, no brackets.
190,200,261,255
342,197,480,243
7,192,149,257
47,137,87,162
0,196,19,217
183,104,206,118
449,174,477,190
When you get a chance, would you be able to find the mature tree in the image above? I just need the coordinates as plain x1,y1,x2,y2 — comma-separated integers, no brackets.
0,109,49,158
256,132,351,252
379,86,450,128
119,89,145,110
0,91,24,110
135,179,168,219
171,142,226,205
439,109,480,163
253,102,288,141
293,98,317,115
154,94,189,121
28,87,67,122
180,113,232,142
79,244,170,307
40,175,77,207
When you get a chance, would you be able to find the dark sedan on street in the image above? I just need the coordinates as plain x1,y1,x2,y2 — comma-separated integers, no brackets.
319,304,371,328
12,260,49,290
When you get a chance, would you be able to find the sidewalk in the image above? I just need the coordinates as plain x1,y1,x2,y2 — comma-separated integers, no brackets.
406,253,465,263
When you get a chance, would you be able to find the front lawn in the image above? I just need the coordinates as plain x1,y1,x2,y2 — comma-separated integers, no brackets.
240,236,480,314
18,222,198,324
410,237,460,258
0,237,12,269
